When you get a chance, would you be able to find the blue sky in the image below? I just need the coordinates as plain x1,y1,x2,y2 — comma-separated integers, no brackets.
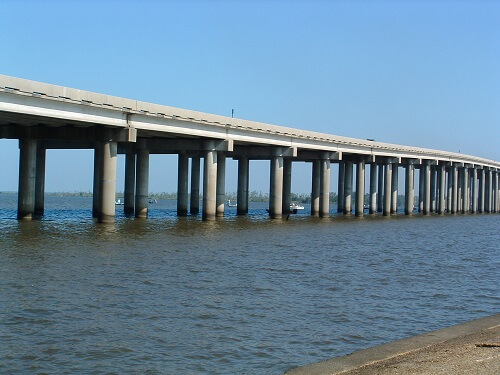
1,0,498,193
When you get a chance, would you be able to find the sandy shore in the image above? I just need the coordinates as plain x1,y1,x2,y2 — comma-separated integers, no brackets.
285,314,499,375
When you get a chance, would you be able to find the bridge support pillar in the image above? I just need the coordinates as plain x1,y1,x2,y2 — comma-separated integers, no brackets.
203,144,217,220
457,168,463,213
34,145,46,217
17,138,37,220
418,166,424,213
423,163,431,215
478,169,484,213
438,165,446,215
92,144,102,218
337,162,345,213
216,153,226,217
471,168,478,213
404,164,414,215
494,171,498,213
237,157,249,215
377,164,384,213
311,160,320,216
320,156,331,217
98,141,117,223
282,159,292,216
485,169,492,213
177,153,189,216
269,151,283,219
383,163,392,216
355,161,365,217
462,167,469,213
124,153,135,216
430,166,436,213
446,168,452,213
391,164,398,214
135,149,149,218
190,157,200,215
344,161,353,215
369,163,377,214
451,165,458,214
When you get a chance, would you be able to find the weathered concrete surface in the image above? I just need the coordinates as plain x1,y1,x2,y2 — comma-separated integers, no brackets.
285,314,499,375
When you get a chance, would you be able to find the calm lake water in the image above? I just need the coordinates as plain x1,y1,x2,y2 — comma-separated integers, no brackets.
1,195,499,374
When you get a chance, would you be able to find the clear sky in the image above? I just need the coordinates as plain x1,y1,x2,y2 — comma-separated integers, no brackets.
1,0,498,193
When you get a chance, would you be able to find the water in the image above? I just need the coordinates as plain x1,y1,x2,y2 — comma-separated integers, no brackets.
1,195,499,374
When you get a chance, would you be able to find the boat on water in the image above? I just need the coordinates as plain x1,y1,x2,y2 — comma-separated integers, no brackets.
289,202,304,214
115,199,124,205
227,199,237,207
148,198,157,204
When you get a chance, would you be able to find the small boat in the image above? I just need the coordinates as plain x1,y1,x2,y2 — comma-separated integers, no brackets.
148,198,157,204
115,199,124,205
227,199,237,207
289,202,304,214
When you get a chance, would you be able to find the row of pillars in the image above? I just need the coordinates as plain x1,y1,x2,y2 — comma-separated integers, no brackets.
15,139,500,222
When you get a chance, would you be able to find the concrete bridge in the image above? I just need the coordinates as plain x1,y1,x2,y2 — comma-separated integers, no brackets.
1,74,499,222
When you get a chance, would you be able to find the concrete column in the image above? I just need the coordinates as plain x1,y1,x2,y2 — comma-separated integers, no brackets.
446,168,452,213
369,163,377,214
355,161,365,217
135,149,149,218
190,157,200,215
418,167,424,213
494,172,499,213
177,153,189,216
203,145,217,220
34,145,46,217
237,157,249,215
391,164,398,214
438,165,446,215
337,162,345,213
462,168,469,213
344,161,353,215
311,160,320,216
319,157,331,217
404,164,414,215
377,164,384,212
478,169,484,213
485,169,492,213
216,153,226,217
451,165,458,214
92,144,102,218
430,166,436,213
383,163,392,216
124,153,136,216
269,152,284,219
98,141,117,223
457,168,463,213
423,163,431,215
282,159,292,216
17,139,37,220
471,168,477,213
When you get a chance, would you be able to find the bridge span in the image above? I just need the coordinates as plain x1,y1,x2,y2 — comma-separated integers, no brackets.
1,74,499,222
